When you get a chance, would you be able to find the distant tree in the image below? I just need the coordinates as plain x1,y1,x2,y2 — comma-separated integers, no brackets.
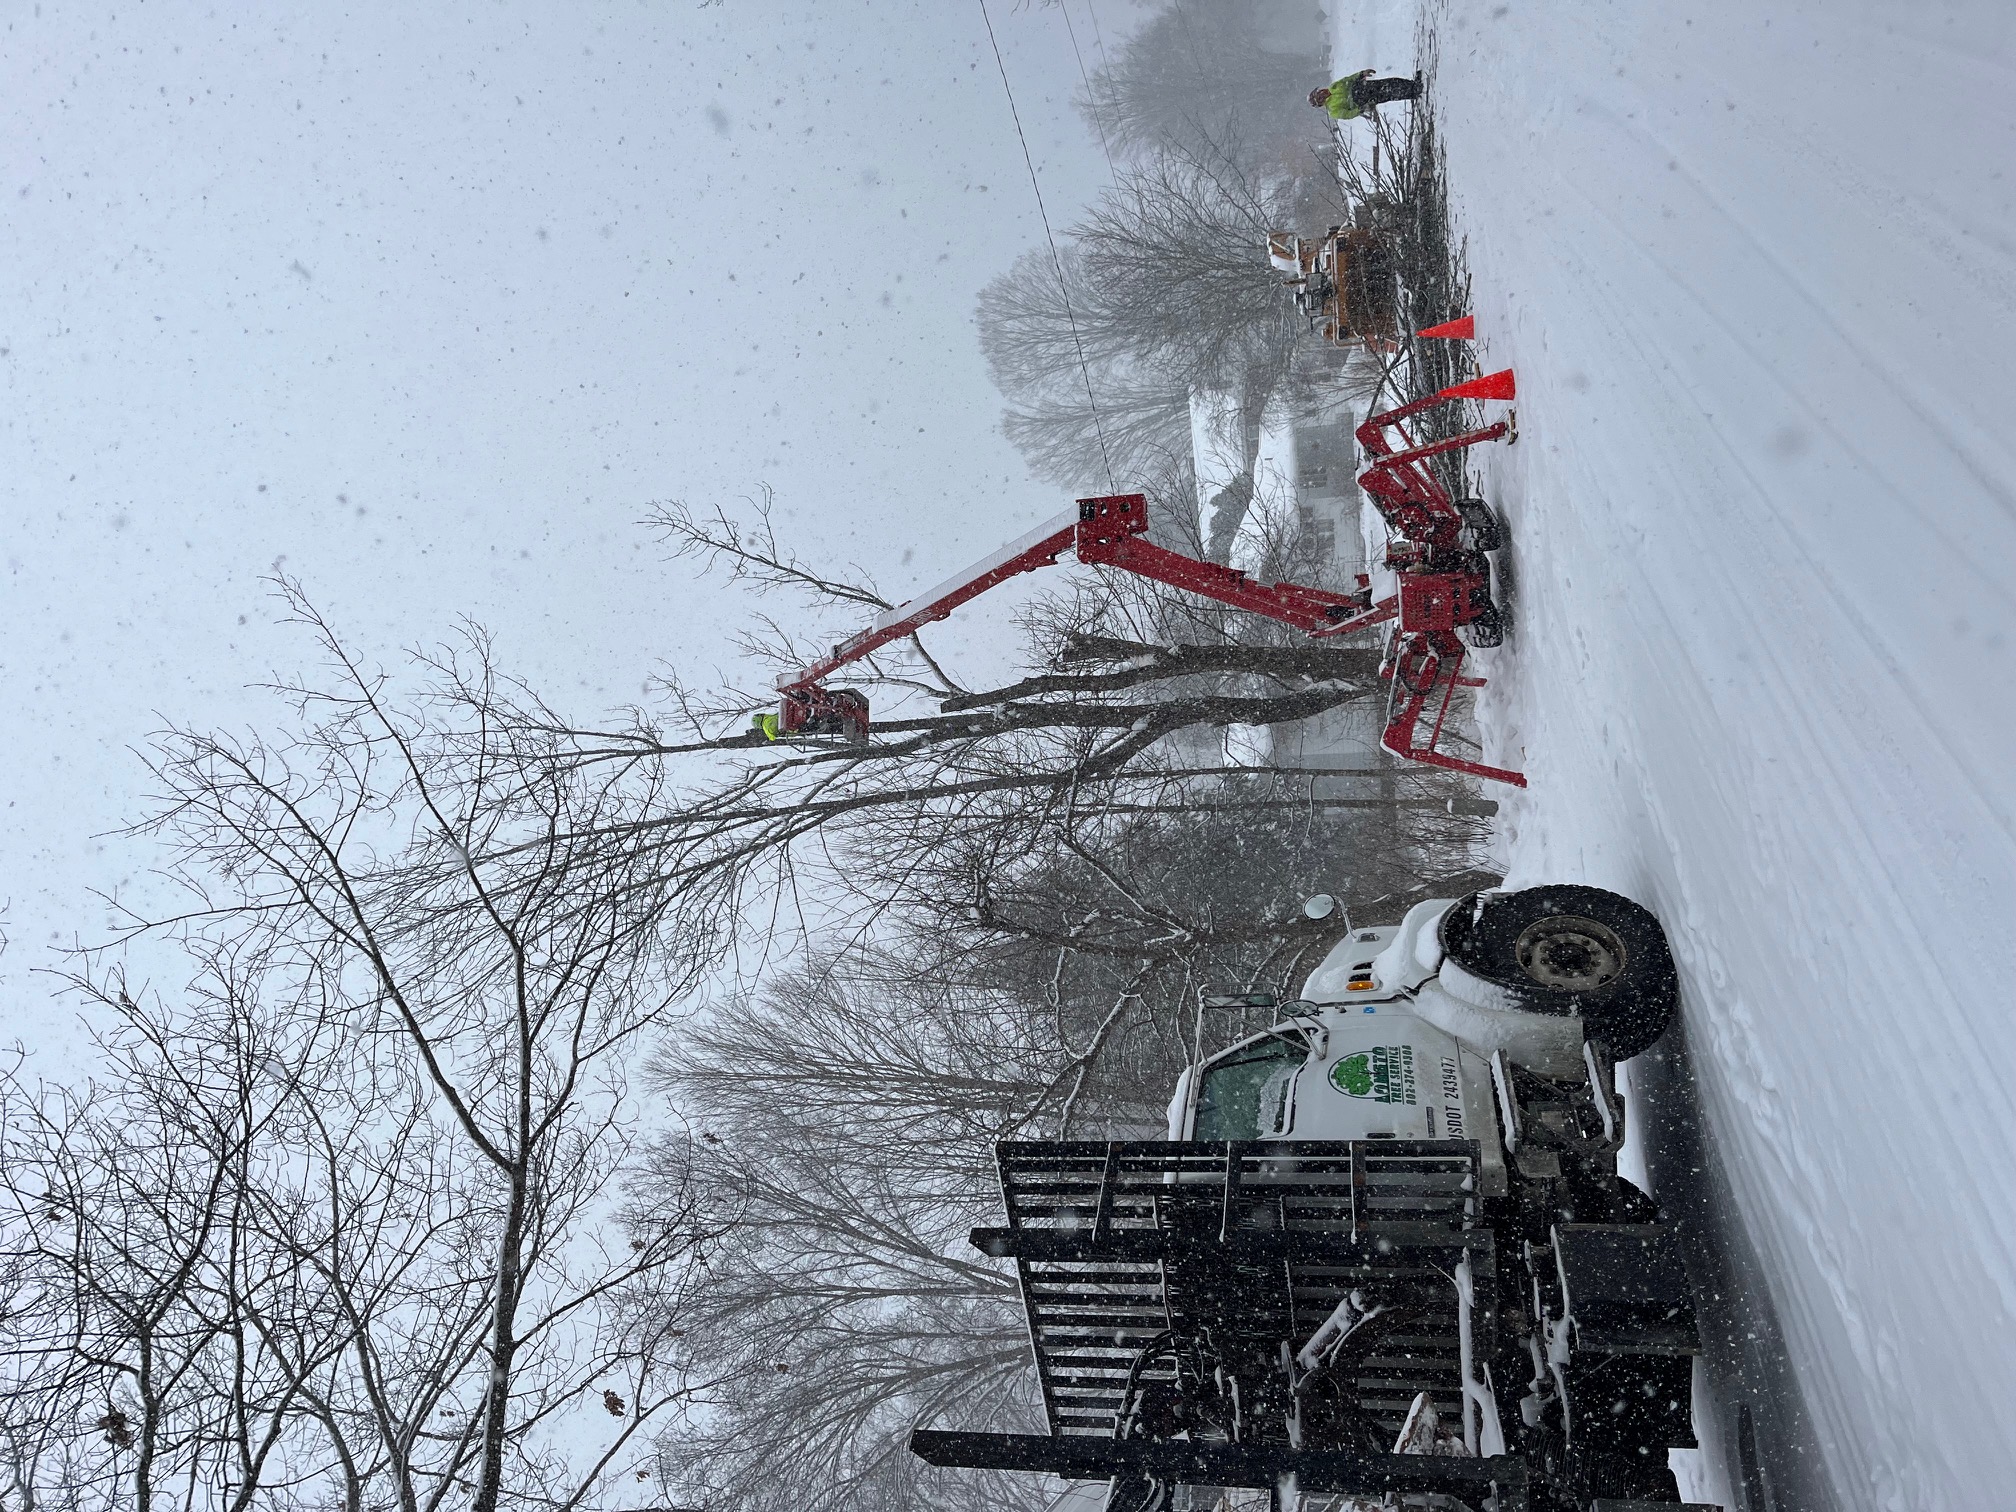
1072,150,1304,387
976,147,1301,491
994,354,1195,493
1078,0,1330,173
635,952,1055,1512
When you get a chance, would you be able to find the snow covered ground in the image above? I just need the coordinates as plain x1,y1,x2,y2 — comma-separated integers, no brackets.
1332,2,2016,1507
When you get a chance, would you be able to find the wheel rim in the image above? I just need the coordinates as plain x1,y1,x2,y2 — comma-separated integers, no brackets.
1513,914,1627,992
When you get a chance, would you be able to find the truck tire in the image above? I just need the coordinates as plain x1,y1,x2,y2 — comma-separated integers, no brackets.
1455,497,1503,551
1102,1476,1165,1512
1438,885,1677,1058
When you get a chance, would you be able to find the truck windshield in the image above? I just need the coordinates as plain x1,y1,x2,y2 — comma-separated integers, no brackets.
1192,1037,1306,1141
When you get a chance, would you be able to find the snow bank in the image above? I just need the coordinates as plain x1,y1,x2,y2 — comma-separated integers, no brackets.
1327,0,1421,82
1332,1,2016,1507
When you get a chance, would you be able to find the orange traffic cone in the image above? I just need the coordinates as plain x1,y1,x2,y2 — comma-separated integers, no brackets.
1433,368,1516,403
1416,315,1475,340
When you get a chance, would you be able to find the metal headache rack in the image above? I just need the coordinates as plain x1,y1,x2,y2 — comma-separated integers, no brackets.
914,1138,1539,1507
914,1131,1712,1509
970,1139,1496,1450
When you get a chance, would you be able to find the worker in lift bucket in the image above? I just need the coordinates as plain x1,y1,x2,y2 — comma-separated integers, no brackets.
1310,70,1422,121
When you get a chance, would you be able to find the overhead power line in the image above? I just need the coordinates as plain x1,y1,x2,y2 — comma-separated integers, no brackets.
976,0,1117,493
1085,0,1115,75
1059,0,1120,185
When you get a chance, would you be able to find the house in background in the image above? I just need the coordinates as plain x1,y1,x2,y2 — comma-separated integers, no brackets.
1188,361,1397,776
1189,370,1373,584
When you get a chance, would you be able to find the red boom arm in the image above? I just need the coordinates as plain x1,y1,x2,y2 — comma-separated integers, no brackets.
769,374,1522,784
777,504,1084,697
774,494,1387,703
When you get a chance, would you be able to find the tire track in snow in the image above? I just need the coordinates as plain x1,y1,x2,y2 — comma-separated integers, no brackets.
1417,6,2016,1502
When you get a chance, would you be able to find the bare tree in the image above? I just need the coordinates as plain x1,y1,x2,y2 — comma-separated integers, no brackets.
390,487,1500,1010
0,594,727,1512
448,540,1386,984
0,966,345,1512
2,928,710,1512
637,952,1063,1512
1073,149,1305,390
976,146,1304,490
996,360,1195,492
1076,0,1330,174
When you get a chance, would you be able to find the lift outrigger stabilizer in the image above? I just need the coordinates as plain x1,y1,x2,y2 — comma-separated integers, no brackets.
768,372,1523,785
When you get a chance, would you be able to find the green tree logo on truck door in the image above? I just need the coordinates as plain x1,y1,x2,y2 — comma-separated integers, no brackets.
1329,1046,1418,1105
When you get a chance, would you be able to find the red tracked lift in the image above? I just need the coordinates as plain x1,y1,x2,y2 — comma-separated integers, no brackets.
1351,368,1522,785
772,372,1523,785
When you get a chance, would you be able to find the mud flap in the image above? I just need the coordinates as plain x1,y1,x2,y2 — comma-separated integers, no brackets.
1551,1223,1701,1502
1553,1223,1698,1357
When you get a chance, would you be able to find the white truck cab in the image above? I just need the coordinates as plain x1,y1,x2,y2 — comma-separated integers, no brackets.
1169,905,1507,1194
1167,887,1682,1198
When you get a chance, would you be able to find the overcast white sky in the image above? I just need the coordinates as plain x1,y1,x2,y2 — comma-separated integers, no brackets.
1,1,1127,1039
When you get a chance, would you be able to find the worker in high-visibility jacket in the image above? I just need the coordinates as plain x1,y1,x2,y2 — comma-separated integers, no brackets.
1309,71,1421,121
